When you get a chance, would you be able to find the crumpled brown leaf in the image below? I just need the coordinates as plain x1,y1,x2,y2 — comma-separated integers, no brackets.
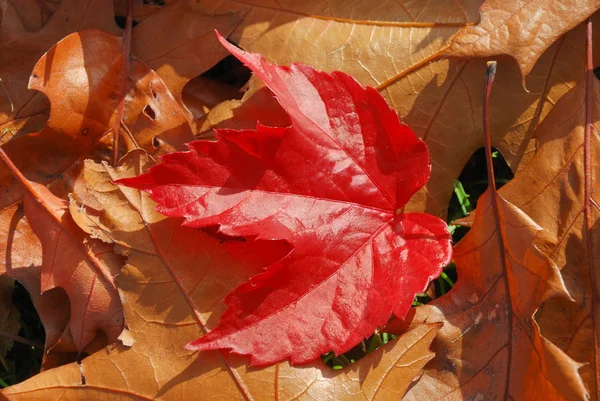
0,205,71,354
1,150,444,400
388,189,587,400
0,28,196,215
0,0,120,139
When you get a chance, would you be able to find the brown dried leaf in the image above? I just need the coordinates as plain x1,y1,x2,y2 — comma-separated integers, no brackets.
131,1,243,112
498,73,600,398
389,190,587,400
0,28,195,212
192,0,482,91
0,0,240,138
194,2,599,217
446,0,600,78
183,76,243,121
0,27,195,355
7,0,60,32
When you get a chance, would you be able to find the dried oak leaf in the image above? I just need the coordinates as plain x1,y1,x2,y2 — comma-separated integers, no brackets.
121,36,452,365
445,0,600,78
498,67,600,398
0,27,197,224
193,1,599,218
1,149,441,400
388,188,587,400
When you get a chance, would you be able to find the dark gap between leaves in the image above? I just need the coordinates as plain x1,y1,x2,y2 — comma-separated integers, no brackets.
201,54,252,89
0,282,44,387
114,16,139,29
181,52,252,121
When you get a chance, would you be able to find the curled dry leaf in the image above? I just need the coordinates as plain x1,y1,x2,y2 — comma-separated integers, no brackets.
391,191,587,401
0,150,124,352
498,59,600,398
0,28,196,213
445,0,600,78
0,205,71,353
121,36,452,365
1,149,443,400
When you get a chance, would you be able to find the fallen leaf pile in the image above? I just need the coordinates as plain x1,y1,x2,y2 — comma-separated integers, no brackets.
0,1,598,400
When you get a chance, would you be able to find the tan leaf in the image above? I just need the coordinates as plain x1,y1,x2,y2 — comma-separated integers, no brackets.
445,0,600,78
498,69,600,398
192,0,482,90
2,149,442,400
131,1,243,113
193,2,598,218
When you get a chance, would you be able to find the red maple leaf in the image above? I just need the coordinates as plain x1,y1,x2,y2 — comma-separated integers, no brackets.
119,32,452,366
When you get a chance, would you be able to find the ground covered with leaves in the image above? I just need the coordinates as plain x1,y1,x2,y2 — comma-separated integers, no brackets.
0,1,598,400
